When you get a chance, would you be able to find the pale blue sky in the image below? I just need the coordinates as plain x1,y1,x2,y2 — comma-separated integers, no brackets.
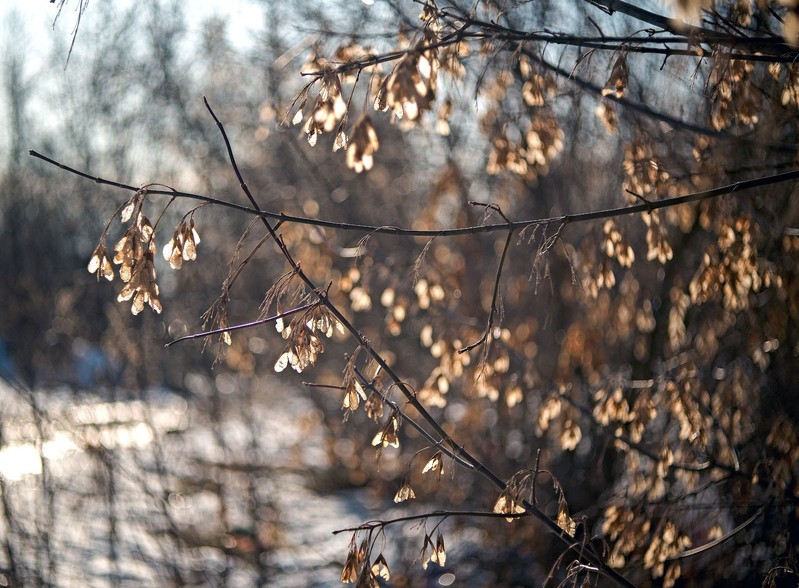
0,1,265,160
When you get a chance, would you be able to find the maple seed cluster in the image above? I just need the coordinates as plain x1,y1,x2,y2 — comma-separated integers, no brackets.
603,219,635,268
340,539,391,586
375,49,436,122
602,52,629,98
340,528,446,583
89,194,203,315
421,532,446,570
300,72,347,147
87,243,114,282
346,116,380,173
88,195,160,315
273,305,343,373
163,215,201,269
114,212,162,315
493,490,526,522
371,410,400,449
289,6,466,174
340,359,384,421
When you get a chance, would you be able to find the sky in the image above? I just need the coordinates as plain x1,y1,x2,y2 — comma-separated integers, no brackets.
0,1,264,54
0,0,265,161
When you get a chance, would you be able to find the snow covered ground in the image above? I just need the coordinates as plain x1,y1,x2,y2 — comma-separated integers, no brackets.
0,378,371,587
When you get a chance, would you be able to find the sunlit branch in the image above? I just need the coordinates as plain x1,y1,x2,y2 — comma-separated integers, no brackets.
201,101,584,580
288,27,798,159
275,9,799,159
295,11,798,144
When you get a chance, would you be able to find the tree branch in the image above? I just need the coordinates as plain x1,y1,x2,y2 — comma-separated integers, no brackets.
28,150,799,238
198,104,636,588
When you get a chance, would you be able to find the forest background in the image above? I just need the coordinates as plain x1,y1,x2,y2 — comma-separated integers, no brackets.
0,0,797,586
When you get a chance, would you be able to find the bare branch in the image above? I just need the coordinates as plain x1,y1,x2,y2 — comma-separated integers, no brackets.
28,150,799,238
165,302,318,347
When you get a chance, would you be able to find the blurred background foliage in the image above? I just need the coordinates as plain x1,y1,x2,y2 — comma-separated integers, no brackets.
0,0,798,586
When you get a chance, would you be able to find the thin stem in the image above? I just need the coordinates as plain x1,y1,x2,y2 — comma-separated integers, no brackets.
332,509,529,535
459,227,514,354
166,302,318,347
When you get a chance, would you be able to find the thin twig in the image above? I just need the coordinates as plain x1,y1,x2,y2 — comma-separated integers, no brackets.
666,507,764,560
332,509,529,535
165,302,317,347
459,227,514,354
